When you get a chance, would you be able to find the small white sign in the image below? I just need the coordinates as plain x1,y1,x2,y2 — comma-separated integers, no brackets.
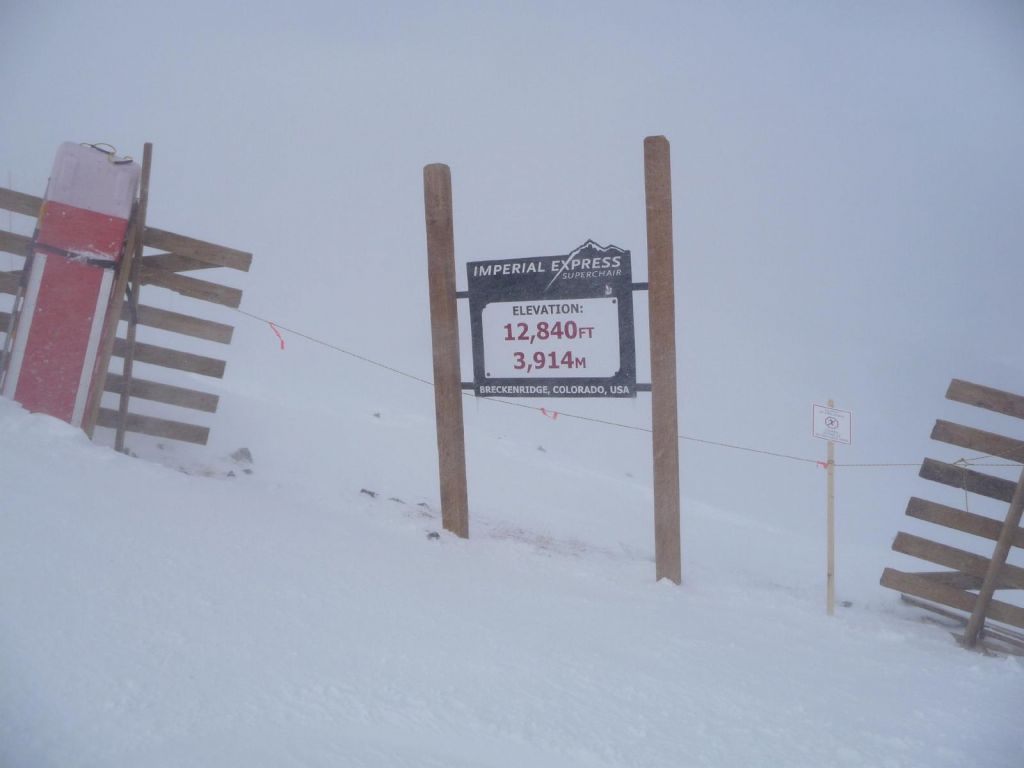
813,404,852,444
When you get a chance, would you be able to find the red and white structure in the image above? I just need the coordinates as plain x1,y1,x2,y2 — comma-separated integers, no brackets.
1,143,140,426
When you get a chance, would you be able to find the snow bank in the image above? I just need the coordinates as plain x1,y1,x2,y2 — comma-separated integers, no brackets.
0,396,1021,767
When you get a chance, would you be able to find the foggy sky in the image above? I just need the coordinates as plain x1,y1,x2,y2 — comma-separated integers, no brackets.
3,1,1023,577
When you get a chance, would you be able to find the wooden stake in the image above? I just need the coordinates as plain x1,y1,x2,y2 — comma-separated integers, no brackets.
83,143,153,438
115,145,153,452
963,465,1024,647
0,257,29,392
423,163,469,538
644,136,681,584
827,399,836,616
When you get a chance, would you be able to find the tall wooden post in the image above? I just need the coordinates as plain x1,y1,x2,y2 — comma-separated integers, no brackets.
83,142,152,438
644,136,681,584
826,398,836,616
423,164,470,538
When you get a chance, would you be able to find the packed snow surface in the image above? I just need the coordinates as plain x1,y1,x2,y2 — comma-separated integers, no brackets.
0,390,1020,767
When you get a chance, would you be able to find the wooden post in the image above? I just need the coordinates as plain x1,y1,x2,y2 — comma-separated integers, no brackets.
963,465,1024,647
826,398,836,616
423,163,469,538
644,136,681,584
115,145,153,452
114,257,140,451
83,143,153,439
0,256,29,392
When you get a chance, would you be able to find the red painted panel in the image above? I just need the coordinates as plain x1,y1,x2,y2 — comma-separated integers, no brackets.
13,200,129,421
37,201,128,258
3,143,138,427
14,258,106,421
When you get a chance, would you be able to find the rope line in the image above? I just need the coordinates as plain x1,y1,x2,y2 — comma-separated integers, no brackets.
954,457,973,516
234,309,434,387
232,308,1024,470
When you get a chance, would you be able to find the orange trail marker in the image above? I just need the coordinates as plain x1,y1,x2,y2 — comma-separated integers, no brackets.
269,322,285,350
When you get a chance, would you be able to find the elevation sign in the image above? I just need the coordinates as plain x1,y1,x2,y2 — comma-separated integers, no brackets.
467,240,636,397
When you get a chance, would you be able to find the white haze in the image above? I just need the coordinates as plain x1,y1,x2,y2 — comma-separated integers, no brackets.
2,0,1023,645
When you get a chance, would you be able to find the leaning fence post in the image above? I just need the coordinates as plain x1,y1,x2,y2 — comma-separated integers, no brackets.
83,142,153,439
963,466,1024,647
115,142,153,452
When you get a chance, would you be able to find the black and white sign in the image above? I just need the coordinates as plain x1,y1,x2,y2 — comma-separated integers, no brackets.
467,240,637,397
813,404,852,444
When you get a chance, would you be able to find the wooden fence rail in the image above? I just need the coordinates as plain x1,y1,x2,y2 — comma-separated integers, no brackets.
0,178,251,447
880,379,1024,653
905,497,1024,547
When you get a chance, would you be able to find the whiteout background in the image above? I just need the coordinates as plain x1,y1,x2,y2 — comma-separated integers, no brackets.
1,2,1023,765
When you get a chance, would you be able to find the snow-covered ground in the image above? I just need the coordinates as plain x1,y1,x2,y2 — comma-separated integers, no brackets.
1,375,1021,766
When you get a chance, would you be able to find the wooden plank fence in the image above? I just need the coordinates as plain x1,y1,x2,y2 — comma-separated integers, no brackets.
881,379,1024,653
0,172,251,447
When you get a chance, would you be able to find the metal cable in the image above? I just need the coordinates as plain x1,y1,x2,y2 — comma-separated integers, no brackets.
232,308,1024,470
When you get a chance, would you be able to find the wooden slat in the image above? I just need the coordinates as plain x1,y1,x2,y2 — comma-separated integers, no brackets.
916,571,985,590
0,188,250,272
143,226,252,272
0,230,31,257
0,187,42,217
892,532,1024,588
2,245,223,273
931,420,1024,463
0,315,228,399
916,571,1021,591
140,253,222,273
123,303,234,344
901,593,970,625
906,497,1024,548
919,458,1018,503
95,407,209,445
139,266,243,308
111,338,225,378
901,595,1024,654
947,379,1024,421
0,271,21,296
893,533,989,582
104,373,219,413
903,594,1024,642
952,630,1024,656
881,568,1024,629
7,292,235,348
